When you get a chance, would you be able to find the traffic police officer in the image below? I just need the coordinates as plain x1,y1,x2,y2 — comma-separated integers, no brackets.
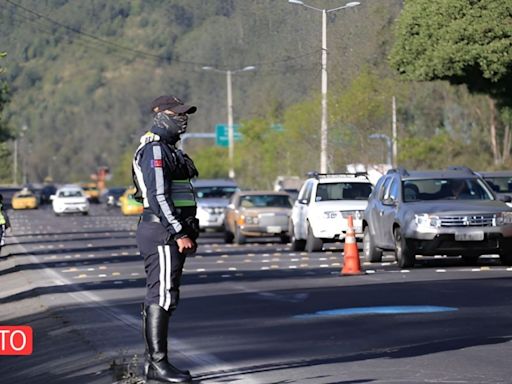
133,95,199,384
0,194,10,255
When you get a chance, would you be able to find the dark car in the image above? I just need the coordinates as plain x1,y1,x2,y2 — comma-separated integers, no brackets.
40,184,57,205
363,167,512,268
103,187,127,207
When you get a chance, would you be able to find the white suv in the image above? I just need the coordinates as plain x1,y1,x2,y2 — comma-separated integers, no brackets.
290,172,373,252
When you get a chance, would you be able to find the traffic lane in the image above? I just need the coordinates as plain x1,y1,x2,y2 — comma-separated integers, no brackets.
6,208,512,383
175,270,512,383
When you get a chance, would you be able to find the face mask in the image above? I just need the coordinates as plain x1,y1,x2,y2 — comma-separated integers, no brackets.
171,114,188,134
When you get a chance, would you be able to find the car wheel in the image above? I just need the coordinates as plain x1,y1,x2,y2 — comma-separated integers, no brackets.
306,223,323,253
461,252,480,265
363,226,382,262
394,227,415,268
82,211,89,216
290,222,306,251
224,229,234,244
234,225,246,245
499,249,512,266
280,234,291,244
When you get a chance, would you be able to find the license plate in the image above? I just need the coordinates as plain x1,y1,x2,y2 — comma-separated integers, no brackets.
455,232,484,241
267,226,282,233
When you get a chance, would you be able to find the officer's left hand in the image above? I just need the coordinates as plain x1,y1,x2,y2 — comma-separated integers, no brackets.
177,236,196,254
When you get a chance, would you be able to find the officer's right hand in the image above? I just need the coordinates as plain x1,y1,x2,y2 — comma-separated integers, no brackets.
176,236,195,253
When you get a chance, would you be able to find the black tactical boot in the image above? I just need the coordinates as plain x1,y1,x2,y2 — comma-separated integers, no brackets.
143,304,192,383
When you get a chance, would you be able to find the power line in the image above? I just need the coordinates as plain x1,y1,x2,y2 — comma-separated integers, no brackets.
2,0,322,70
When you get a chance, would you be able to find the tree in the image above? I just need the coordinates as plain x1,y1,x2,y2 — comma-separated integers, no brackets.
389,0,512,165
0,51,13,182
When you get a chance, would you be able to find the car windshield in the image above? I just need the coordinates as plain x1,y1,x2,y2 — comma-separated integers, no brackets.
315,182,372,201
59,190,83,197
402,178,494,202
483,176,512,194
240,194,292,208
196,186,238,199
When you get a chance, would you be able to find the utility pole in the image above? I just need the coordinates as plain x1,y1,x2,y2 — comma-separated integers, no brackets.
392,96,397,167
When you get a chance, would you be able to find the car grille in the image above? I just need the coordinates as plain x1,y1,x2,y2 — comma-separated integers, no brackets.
259,213,289,227
206,207,224,214
439,214,495,227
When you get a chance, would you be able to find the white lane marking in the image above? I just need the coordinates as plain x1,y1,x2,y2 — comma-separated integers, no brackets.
12,237,253,381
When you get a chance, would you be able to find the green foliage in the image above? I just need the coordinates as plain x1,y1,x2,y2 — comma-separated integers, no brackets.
0,0,510,185
398,131,491,170
390,0,512,107
192,146,230,180
0,51,13,182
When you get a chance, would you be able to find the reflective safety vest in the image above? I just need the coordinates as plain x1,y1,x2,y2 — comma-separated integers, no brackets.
0,204,5,225
172,179,196,208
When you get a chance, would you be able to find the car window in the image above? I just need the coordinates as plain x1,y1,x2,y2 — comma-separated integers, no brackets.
58,190,83,198
195,186,238,198
379,177,392,201
239,194,292,208
402,178,494,202
388,179,399,201
315,182,372,201
299,181,313,203
483,176,512,193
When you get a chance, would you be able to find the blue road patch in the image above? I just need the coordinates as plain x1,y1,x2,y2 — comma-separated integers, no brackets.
294,305,458,319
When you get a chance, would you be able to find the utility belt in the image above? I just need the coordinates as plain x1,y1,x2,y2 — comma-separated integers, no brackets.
141,210,160,223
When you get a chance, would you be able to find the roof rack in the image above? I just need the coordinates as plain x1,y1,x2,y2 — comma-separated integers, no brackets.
306,171,368,180
386,167,409,176
446,166,476,175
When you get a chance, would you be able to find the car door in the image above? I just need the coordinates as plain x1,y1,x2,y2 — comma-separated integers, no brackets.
292,180,313,240
368,176,390,247
378,177,400,249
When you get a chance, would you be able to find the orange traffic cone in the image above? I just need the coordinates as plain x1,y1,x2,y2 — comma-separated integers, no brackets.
341,215,364,276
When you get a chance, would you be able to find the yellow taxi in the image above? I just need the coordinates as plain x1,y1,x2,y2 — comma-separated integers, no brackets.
120,187,143,216
11,188,38,210
81,182,100,203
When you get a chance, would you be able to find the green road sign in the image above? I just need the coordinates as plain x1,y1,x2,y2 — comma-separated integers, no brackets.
215,124,241,147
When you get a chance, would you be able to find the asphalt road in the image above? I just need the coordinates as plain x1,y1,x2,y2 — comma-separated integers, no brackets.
2,205,512,383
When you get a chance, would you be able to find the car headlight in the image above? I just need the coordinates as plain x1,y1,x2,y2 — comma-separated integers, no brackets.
340,210,364,220
496,212,512,225
414,213,441,228
244,215,259,224
239,215,259,225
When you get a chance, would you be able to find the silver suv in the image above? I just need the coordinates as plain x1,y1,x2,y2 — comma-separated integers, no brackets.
363,167,512,268
192,179,239,231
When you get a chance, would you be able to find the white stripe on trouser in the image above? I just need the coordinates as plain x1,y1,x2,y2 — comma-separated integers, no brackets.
164,245,172,310
0,225,4,246
157,245,172,311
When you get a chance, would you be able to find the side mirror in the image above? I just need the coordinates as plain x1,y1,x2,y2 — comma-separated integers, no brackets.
50,195,56,200
298,198,308,205
498,195,512,203
382,197,396,206
227,203,235,209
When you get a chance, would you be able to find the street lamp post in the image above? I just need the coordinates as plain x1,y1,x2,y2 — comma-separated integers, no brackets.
202,65,256,179
289,0,360,173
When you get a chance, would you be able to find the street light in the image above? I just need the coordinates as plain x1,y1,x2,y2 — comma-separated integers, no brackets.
289,0,360,173
369,133,392,165
202,65,256,179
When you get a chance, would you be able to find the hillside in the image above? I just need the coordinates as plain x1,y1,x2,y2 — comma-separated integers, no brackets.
0,0,403,183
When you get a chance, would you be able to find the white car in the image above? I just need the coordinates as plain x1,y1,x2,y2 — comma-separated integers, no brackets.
51,185,90,216
192,179,239,231
290,172,373,252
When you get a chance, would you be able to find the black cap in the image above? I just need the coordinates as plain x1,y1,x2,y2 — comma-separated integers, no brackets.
150,95,197,114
